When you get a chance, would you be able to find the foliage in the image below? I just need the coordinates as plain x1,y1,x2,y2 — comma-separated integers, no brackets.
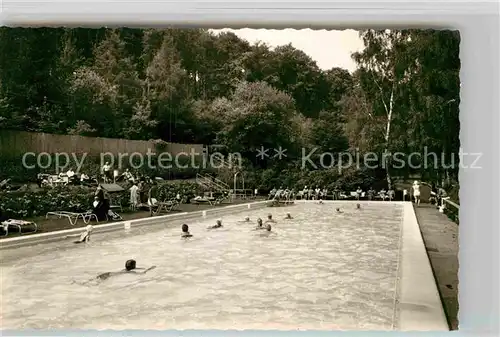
0,27,460,194
0,186,94,218
0,181,202,219
156,181,200,201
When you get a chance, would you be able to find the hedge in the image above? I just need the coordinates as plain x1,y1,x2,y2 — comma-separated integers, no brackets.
0,181,201,219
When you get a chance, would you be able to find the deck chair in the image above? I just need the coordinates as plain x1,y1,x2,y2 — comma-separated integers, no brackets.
191,197,214,206
151,198,180,216
0,179,11,190
106,209,123,221
1,219,38,236
214,193,230,204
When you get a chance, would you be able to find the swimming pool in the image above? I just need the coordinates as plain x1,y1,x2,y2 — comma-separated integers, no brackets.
1,202,406,330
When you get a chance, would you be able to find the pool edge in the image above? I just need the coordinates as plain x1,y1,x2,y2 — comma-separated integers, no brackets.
0,201,269,250
397,202,449,331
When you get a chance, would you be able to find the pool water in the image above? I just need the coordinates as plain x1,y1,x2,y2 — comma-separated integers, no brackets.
1,202,404,330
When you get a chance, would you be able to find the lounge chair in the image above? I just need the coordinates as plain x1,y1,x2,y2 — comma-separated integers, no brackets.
214,193,231,205
191,197,215,206
0,178,11,190
1,219,38,236
46,211,98,226
106,209,123,221
150,198,180,216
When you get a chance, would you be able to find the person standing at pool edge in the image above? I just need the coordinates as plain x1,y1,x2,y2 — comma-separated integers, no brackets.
412,181,421,206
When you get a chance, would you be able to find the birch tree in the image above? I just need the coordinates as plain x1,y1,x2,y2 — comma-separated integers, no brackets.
353,29,411,189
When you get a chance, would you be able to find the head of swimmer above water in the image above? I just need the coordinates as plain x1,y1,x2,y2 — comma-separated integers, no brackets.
356,204,361,209
257,218,263,226
266,224,272,232
336,208,341,212
245,216,250,222
125,259,137,271
286,213,291,219
182,224,189,233
216,219,222,226
267,214,272,220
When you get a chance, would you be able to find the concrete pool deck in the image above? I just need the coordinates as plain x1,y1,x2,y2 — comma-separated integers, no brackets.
0,200,448,331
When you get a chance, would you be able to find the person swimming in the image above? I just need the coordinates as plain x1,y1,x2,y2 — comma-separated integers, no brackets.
259,224,277,236
336,208,343,213
181,224,193,238
81,260,156,284
255,217,265,230
356,203,361,209
319,199,324,204
74,225,93,244
208,219,223,229
266,214,276,223
238,216,251,223
285,213,293,219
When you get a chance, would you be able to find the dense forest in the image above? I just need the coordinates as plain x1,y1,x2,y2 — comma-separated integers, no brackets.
0,28,460,190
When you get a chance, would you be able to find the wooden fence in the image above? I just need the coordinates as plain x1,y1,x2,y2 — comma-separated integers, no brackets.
0,130,204,157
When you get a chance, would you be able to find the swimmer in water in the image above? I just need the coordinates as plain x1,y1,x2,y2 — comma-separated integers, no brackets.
336,207,343,213
285,213,293,219
356,203,361,209
319,199,324,204
259,224,277,236
74,225,93,244
265,214,276,223
81,259,156,284
254,217,265,230
238,216,251,223
181,224,192,238
208,219,223,229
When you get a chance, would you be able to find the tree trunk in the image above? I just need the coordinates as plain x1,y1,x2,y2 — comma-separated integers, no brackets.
384,85,395,190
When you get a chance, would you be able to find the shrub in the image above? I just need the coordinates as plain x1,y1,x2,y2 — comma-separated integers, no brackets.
0,186,95,218
157,181,200,201
0,180,203,219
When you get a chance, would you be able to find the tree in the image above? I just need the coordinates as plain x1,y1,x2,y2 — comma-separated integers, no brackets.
214,81,302,167
353,29,413,189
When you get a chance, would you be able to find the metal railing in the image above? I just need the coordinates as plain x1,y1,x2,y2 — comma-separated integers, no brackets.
442,198,459,225
195,173,230,192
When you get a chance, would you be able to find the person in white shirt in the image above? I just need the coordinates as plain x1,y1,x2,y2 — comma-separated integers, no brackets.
66,168,76,184
129,183,139,210
102,162,112,182
379,189,387,201
80,173,89,185
388,189,395,201
254,188,258,199
412,181,421,205
356,187,362,200
66,168,75,178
